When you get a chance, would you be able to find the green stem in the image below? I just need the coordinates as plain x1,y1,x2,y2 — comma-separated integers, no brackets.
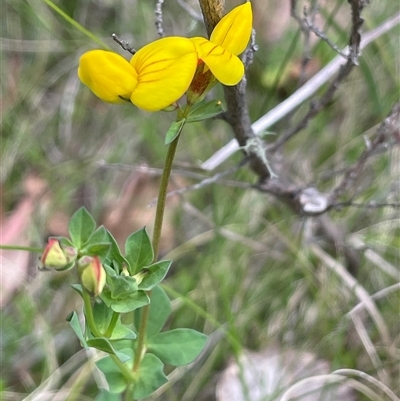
132,133,181,374
132,302,150,373
151,134,181,260
125,384,134,401
0,244,43,253
105,311,120,338
82,293,135,384
82,290,102,337
110,354,135,384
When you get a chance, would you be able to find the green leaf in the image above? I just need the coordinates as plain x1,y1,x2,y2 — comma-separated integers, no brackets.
147,328,207,366
134,285,171,337
68,207,96,248
109,324,137,341
186,100,224,123
70,284,83,296
96,353,132,394
93,300,113,332
108,274,138,300
132,354,168,399
84,226,108,246
59,236,74,248
125,228,153,275
66,311,88,349
92,301,137,340
107,231,130,274
87,337,131,363
95,389,122,401
165,119,185,145
82,242,111,259
138,260,171,291
107,291,150,314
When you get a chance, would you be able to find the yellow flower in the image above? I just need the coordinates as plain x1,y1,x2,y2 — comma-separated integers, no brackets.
191,2,253,86
78,37,198,111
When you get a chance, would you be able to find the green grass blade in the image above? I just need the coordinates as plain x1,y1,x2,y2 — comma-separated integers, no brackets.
41,0,111,49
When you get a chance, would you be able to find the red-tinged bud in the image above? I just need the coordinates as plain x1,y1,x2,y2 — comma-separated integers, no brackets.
41,238,77,271
186,61,217,105
78,256,106,296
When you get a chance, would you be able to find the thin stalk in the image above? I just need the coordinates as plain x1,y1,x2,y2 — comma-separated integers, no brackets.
82,293,135,384
0,244,43,253
82,290,102,337
125,384,134,401
105,311,120,338
110,354,135,383
132,133,181,374
151,134,181,260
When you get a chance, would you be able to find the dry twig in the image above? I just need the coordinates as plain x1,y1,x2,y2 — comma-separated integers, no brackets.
155,0,165,37
111,33,136,54
201,12,400,170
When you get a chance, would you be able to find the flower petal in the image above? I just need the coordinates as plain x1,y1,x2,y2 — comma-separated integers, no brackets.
210,2,252,56
191,37,244,85
78,50,138,104
130,37,197,111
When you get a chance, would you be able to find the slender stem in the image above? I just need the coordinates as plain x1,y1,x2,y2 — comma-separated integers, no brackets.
151,134,181,260
0,244,43,253
132,302,150,373
110,354,135,383
82,293,135,384
132,133,181,374
105,311,120,338
125,384,134,401
82,290,102,337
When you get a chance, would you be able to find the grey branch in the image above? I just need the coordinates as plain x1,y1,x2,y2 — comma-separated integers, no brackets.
201,11,400,170
112,33,136,55
330,101,400,204
155,0,165,37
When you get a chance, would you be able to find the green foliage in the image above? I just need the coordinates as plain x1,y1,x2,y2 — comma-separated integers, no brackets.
96,351,169,398
137,260,171,291
140,285,172,337
147,328,208,366
132,354,169,399
186,99,225,123
67,311,89,349
165,120,186,145
33,207,205,398
102,289,149,314
125,228,154,274
95,389,122,401
68,207,96,248
96,353,131,394
107,231,130,274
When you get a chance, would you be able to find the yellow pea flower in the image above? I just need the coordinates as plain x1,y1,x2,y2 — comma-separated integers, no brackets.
78,37,198,111
193,2,252,84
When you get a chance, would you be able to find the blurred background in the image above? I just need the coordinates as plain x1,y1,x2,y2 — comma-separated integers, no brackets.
1,0,399,400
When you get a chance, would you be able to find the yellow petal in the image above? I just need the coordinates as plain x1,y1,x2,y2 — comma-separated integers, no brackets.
191,37,244,85
78,50,138,104
210,2,252,56
130,37,197,111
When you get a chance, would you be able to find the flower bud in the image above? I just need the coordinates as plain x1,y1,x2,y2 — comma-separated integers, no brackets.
186,62,217,105
78,256,106,296
132,270,149,285
41,238,77,271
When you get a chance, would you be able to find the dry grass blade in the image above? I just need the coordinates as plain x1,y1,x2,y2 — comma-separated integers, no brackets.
280,374,389,401
351,312,389,385
309,244,391,362
333,369,400,401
